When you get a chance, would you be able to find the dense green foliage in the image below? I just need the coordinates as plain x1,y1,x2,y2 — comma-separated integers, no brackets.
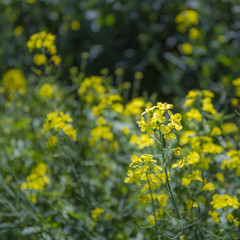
1,0,240,99
1,1,240,240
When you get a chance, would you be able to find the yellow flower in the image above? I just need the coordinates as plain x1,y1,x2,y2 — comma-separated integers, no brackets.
187,151,200,165
211,126,222,136
122,81,131,89
221,123,238,135
186,108,202,122
154,193,168,207
180,43,193,55
124,98,145,116
168,111,182,130
231,98,239,107
217,35,225,43
234,219,239,227
232,78,240,86
201,97,217,115
227,214,234,222
202,142,223,155
138,193,151,204
182,177,191,187
43,111,77,141
27,194,37,204
130,134,154,149
14,25,24,36
174,147,181,156
189,170,203,182
175,10,199,32
179,235,185,240
48,135,58,146
2,69,27,95
202,183,215,191
96,116,107,126
33,54,47,66
215,173,224,182
81,52,89,59
208,210,219,223
199,157,211,170
27,0,36,4
27,31,57,55
179,131,195,145
91,207,104,220
184,199,198,210
40,83,53,98
121,126,130,135
189,28,200,40
51,55,62,66
71,20,81,31
90,126,113,144
160,125,176,140
148,215,155,225
211,194,239,210
124,170,141,185
134,71,144,80
21,162,50,197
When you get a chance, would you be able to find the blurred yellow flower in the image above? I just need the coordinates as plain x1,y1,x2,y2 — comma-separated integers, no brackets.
40,83,54,98
71,20,81,31
189,28,200,40
91,207,104,220
175,10,199,32
184,199,198,210
2,69,27,95
48,135,58,146
14,25,23,36
51,55,62,66
202,182,215,191
33,54,47,65
180,43,193,55
27,0,36,4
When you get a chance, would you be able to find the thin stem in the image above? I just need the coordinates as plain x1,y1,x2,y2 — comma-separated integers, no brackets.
158,128,183,231
147,173,161,240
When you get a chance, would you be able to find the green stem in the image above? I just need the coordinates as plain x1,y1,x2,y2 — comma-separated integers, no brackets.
158,128,183,231
147,173,161,240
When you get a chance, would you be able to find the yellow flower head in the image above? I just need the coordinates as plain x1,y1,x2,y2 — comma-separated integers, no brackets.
33,54,47,66
91,207,105,220
138,102,182,140
189,28,200,40
40,83,54,98
2,69,27,95
180,43,193,55
71,20,81,31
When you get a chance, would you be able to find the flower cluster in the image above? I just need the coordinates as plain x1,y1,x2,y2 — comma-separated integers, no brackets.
184,89,217,115
124,98,146,116
40,83,54,99
78,76,105,103
124,154,169,206
130,134,154,149
231,78,240,106
43,111,77,141
175,10,199,33
2,69,27,96
21,163,50,203
27,31,61,67
221,150,240,175
227,214,239,227
137,102,182,139
210,194,239,210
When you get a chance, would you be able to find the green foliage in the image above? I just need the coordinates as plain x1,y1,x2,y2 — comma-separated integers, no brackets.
1,1,240,239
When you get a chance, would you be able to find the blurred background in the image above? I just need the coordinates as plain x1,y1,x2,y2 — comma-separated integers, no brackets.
1,0,240,102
